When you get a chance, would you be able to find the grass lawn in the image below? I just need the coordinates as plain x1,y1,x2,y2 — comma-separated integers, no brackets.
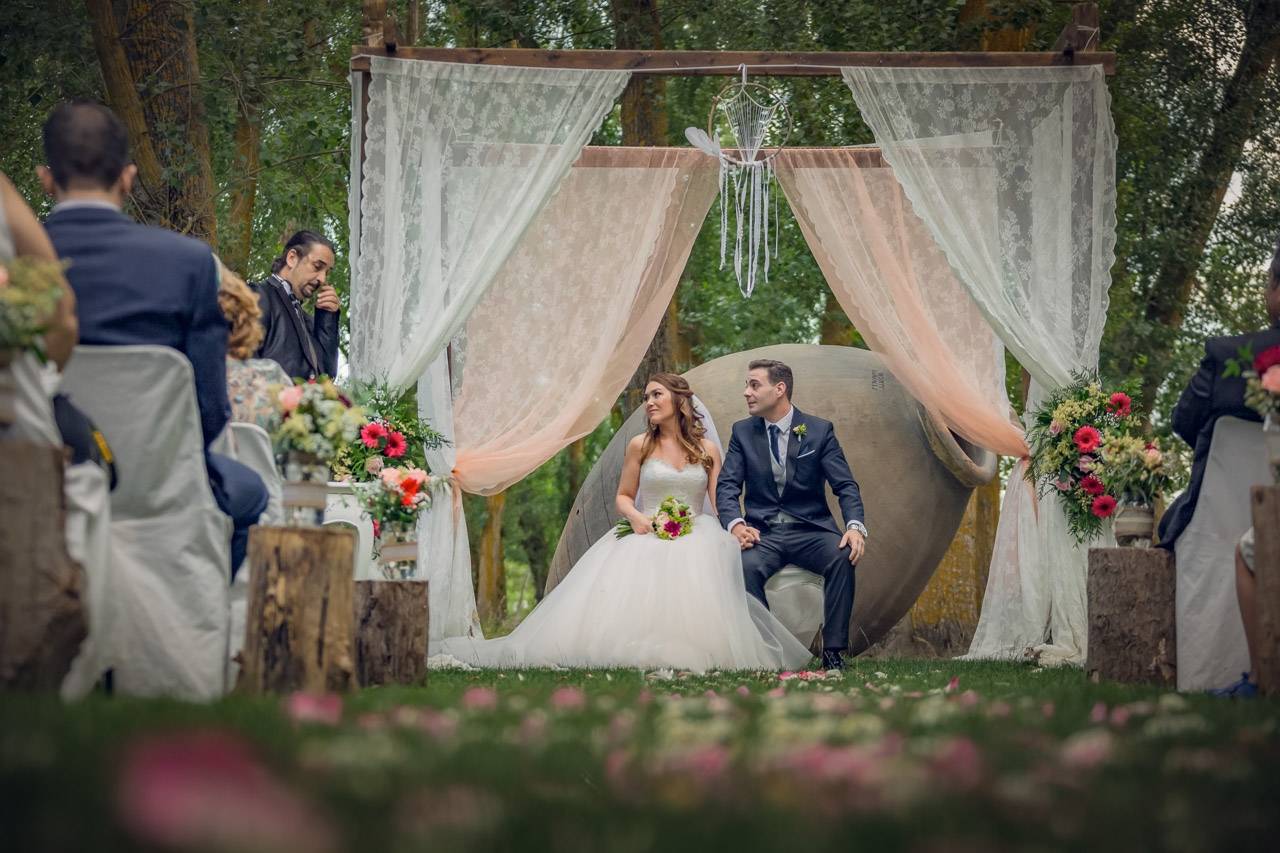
2,659,1277,852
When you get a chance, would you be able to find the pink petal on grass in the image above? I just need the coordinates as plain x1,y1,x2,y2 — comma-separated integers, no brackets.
930,737,984,790
1060,729,1114,770
550,686,587,711
283,693,343,726
117,731,335,853
1090,702,1108,724
462,686,498,711
944,676,960,693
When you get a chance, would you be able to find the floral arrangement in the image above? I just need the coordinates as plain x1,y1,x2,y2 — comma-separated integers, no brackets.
0,258,66,362
1224,343,1280,420
355,466,436,538
335,380,447,481
615,495,694,540
271,377,366,464
1026,373,1171,544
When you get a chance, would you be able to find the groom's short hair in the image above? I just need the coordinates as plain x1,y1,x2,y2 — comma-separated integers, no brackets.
43,101,130,190
749,359,793,400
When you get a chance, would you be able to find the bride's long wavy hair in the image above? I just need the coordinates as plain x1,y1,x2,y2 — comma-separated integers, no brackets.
641,373,712,474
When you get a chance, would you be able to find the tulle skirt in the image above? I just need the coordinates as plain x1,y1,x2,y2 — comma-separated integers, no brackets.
437,516,812,672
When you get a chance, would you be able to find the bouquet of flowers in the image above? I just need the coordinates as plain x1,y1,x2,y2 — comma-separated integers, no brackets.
0,258,66,362
335,380,447,481
271,377,366,465
615,495,694,540
1100,433,1172,509
354,466,436,578
1224,343,1280,421
1025,373,1143,543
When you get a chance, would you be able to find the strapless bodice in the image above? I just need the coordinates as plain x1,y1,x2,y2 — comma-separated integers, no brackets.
636,458,708,514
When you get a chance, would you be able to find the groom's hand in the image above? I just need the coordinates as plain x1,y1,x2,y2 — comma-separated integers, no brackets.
731,523,761,550
839,530,865,564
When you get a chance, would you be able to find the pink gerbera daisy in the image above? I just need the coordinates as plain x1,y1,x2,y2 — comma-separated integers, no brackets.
1079,475,1105,497
1073,426,1102,454
385,431,408,458
360,422,388,449
1106,392,1132,417
1091,495,1117,518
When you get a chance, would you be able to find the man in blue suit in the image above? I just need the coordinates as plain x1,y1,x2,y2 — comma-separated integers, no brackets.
716,359,867,669
40,101,267,576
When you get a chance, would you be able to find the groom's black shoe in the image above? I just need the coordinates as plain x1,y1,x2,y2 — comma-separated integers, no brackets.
820,650,845,671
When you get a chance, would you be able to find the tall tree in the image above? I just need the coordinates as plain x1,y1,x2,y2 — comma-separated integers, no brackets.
85,0,218,242
1128,0,1280,412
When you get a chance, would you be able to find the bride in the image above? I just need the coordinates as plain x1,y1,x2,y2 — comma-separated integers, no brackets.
437,373,812,672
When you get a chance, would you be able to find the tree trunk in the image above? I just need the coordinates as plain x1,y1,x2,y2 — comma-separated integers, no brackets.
819,289,857,347
239,526,356,694
0,442,87,690
1250,485,1280,695
1134,1,1280,410
477,492,507,623
222,0,269,274
613,0,681,409
354,579,429,686
1086,547,1177,686
363,0,387,46
406,0,422,44
958,0,1037,50
96,0,219,243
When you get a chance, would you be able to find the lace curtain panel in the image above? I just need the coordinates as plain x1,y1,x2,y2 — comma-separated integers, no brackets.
418,148,716,644
775,148,1024,459
842,65,1117,665
351,57,629,388
452,148,719,495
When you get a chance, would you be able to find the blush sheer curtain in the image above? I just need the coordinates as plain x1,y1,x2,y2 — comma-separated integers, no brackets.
775,148,1024,459
842,65,1117,665
420,148,717,644
351,57,629,388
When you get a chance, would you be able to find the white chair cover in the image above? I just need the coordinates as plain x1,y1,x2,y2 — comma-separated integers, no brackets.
0,352,61,446
324,484,377,581
59,461,113,699
1173,416,1266,691
218,421,283,686
60,346,232,701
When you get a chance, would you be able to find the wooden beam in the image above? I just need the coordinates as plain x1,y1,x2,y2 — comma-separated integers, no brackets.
350,46,1116,75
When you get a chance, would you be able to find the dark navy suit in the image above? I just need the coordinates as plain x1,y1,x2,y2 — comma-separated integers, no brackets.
1159,325,1280,548
45,204,267,574
716,407,865,651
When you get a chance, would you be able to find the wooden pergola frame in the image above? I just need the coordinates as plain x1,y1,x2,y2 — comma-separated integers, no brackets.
349,2,1110,177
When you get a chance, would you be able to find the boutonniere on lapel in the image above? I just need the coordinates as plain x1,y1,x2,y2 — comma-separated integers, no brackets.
792,423,807,441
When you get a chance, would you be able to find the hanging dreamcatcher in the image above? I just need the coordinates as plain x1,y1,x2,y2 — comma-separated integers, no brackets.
685,65,792,298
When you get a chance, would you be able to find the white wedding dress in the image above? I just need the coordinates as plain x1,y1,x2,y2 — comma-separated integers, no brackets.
437,458,812,672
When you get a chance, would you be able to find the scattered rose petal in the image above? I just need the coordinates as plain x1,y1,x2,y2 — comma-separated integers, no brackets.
462,686,498,711
117,731,335,853
283,693,342,726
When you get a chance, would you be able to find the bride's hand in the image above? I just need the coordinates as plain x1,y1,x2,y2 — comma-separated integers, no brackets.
630,514,655,535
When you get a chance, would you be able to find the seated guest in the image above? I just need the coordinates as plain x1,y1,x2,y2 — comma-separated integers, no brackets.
0,169,79,446
1205,239,1280,699
216,258,290,431
40,100,267,574
1159,235,1280,551
250,230,339,381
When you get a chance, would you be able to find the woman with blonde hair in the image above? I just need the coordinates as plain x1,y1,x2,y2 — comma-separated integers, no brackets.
438,372,811,672
217,258,290,431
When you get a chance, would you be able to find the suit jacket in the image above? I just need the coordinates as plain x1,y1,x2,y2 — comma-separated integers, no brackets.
716,407,865,536
44,205,229,448
250,278,340,380
1159,325,1280,547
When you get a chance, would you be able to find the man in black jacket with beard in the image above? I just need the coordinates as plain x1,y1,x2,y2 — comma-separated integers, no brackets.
250,230,340,380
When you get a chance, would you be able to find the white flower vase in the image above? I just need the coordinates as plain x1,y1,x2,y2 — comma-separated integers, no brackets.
376,521,418,580
1264,413,1280,485
281,451,330,526
1113,504,1155,549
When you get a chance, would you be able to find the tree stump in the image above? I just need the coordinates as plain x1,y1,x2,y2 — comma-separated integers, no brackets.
239,526,355,695
0,441,87,690
1087,548,1176,686
1251,486,1280,695
354,580,429,687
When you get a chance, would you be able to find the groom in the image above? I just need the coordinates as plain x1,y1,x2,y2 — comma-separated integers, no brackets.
716,359,867,669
